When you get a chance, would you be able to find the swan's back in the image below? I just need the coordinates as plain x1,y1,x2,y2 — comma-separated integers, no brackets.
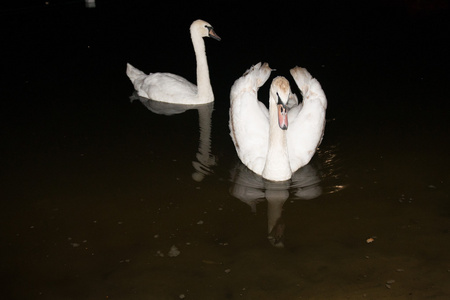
126,63,198,103
141,73,197,100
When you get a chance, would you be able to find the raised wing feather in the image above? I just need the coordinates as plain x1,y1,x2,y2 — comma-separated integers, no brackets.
287,67,327,171
229,63,273,175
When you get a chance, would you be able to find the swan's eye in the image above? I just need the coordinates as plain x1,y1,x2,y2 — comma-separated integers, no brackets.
205,25,221,41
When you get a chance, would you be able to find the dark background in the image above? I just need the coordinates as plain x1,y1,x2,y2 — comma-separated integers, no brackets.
1,1,449,299
2,0,449,127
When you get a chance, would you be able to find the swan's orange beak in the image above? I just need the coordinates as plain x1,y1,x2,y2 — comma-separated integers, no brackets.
277,103,288,130
208,28,221,41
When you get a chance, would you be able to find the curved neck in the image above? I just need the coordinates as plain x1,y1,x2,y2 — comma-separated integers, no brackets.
262,96,291,181
191,32,213,102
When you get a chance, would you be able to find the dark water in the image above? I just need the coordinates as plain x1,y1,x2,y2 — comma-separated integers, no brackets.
1,1,450,299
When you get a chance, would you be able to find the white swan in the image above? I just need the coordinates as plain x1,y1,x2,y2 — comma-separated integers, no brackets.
126,19,220,104
229,62,327,181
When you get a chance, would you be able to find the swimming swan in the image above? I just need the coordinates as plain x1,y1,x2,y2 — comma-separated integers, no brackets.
229,62,327,181
126,19,220,104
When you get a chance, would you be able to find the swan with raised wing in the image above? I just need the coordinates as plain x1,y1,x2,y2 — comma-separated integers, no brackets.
126,19,220,104
229,62,327,181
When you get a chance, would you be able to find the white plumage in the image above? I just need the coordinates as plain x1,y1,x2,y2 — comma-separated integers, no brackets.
229,62,327,181
126,19,220,104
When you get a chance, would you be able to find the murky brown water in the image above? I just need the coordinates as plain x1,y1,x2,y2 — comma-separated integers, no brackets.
1,1,449,299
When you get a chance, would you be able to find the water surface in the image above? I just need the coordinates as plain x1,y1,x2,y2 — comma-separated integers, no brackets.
1,1,449,299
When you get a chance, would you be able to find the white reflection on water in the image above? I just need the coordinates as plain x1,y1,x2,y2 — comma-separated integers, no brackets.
130,92,216,181
130,91,346,248
229,142,346,247
85,0,96,8
229,161,322,247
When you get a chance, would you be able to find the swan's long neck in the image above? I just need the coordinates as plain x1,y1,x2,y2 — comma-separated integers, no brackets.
191,31,213,103
262,96,291,181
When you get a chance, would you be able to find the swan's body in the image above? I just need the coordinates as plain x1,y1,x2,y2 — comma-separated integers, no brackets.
126,19,220,104
229,62,327,181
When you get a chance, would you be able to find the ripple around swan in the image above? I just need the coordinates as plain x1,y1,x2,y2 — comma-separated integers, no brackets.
229,141,347,204
314,143,348,195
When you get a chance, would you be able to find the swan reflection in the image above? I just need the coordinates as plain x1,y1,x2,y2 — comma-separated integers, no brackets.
130,92,216,181
229,161,323,247
85,0,96,8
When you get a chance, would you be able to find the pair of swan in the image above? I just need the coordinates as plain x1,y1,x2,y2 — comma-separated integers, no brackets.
126,20,327,182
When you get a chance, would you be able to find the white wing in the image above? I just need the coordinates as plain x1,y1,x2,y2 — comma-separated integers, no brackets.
229,62,273,175
287,67,327,172
126,63,198,103
141,73,197,102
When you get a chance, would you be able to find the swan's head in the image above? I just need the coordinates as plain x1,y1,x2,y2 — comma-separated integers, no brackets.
270,76,291,130
190,19,221,41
